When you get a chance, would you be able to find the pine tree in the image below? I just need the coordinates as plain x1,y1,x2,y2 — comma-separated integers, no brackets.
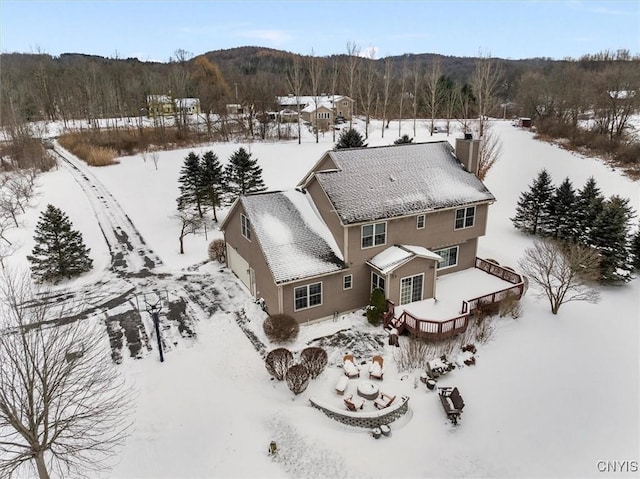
224,147,266,199
200,150,224,222
576,176,605,246
590,195,634,283
547,177,579,241
335,128,367,149
631,229,640,270
511,169,554,235
27,204,93,283
177,152,206,217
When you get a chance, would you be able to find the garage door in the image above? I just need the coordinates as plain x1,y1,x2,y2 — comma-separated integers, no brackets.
226,243,252,293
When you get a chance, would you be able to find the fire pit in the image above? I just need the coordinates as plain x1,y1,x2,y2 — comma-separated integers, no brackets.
357,380,380,400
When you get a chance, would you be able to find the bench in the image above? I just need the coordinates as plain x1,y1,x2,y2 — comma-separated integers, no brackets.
335,375,349,395
438,387,465,425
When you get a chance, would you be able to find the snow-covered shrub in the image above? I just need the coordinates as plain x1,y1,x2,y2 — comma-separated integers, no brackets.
263,314,299,343
285,364,310,395
498,291,522,318
265,348,293,381
393,336,438,372
300,347,327,379
208,239,226,263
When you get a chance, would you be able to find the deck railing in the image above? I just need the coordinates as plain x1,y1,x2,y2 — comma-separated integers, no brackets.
385,258,526,340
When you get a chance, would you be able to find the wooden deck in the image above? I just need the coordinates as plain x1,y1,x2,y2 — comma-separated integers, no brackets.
383,258,525,340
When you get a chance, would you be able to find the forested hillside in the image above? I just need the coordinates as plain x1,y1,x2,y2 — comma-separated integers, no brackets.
1,46,639,175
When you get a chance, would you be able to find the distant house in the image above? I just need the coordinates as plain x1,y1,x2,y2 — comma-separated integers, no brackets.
146,95,201,117
147,95,175,117
276,95,355,127
518,117,532,128
174,98,201,115
221,137,498,324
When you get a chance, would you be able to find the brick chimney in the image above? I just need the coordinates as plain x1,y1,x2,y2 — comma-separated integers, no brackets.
455,134,481,175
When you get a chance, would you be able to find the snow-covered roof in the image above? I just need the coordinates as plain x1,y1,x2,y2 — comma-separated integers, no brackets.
301,101,333,113
147,95,171,104
367,245,442,274
240,190,344,284
277,95,351,107
311,142,496,224
174,98,200,107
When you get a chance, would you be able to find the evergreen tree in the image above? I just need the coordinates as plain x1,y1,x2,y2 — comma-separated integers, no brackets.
177,152,206,217
27,204,93,283
631,229,640,270
394,134,413,145
335,128,367,149
200,150,224,222
590,195,634,283
576,176,605,245
511,169,554,235
547,177,578,241
224,147,266,199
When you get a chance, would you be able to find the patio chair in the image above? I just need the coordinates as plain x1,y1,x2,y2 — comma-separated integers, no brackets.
343,354,360,378
374,392,396,410
368,355,384,380
344,394,365,411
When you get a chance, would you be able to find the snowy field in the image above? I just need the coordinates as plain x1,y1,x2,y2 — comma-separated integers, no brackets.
3,119,639,478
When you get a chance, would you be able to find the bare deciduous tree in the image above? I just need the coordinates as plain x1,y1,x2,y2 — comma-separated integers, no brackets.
425,58,441,136
175,209,202,254
380,59,393,138
286,54,304,145
477,125,502,180
518,239,600,314
470,52,503,138
0,271,133,479
345,41,361,129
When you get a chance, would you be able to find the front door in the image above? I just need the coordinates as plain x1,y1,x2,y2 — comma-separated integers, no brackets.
400,273,424,305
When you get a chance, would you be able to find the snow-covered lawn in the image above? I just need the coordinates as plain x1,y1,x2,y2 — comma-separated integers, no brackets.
3,119,639,478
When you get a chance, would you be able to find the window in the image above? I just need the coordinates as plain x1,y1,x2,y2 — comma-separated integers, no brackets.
343,274,353,290
434,246,458,269
241,214,251,241
417,214,425,229
342,101,348,107
455,206,476,229
294,282,322,311
316,112,330,119
400,274,423,305
371,272,385,293
362,222,386,248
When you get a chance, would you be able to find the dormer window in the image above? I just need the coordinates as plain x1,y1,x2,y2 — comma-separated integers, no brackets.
362,222,386,248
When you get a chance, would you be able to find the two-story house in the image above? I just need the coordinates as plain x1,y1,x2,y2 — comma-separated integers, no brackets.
276,95,355,128
220,137,494,323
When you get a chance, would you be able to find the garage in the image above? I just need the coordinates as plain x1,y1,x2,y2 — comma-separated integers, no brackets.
226,243,254,295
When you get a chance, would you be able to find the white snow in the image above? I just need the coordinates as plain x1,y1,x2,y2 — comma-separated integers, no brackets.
2,118,638,478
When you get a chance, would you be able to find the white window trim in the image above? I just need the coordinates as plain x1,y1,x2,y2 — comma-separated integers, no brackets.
241,214,251,241
417,214,425,229
371,271,386,294
434,245,459,270
294,282,323,311
361,221,387,249
454,206,476,230
399,273,424,305
343,274,353,290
